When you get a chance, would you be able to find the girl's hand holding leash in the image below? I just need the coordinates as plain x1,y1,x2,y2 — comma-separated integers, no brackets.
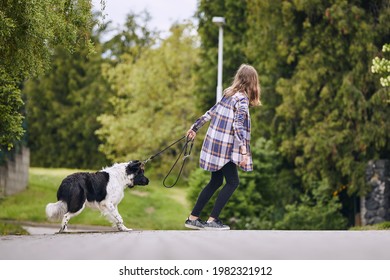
186,129,197,141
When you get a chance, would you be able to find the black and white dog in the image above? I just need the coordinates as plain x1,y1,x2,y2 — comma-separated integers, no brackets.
45,160,149,233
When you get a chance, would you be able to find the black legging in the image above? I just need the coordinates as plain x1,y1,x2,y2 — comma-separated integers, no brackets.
191,161,239,219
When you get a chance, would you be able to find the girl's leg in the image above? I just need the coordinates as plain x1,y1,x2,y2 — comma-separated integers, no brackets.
209,161,239,219
190,169,224,218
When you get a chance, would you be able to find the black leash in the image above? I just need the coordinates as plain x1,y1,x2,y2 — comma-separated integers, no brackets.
142,135,194,188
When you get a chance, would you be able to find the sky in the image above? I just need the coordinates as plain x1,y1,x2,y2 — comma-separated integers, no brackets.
92,0,198,36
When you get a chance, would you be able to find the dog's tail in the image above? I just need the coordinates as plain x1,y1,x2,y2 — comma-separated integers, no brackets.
45,201,67,221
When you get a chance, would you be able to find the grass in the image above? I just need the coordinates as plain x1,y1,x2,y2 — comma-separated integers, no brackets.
350,222,390,231
0,167,191,230
0,222,29,235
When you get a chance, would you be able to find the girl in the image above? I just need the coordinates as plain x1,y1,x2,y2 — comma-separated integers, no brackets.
185,64,261,230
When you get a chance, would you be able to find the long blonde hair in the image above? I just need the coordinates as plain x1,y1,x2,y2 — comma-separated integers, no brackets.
223,64,261,107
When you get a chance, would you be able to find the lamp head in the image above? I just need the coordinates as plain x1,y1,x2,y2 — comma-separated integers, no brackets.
212,17,225,27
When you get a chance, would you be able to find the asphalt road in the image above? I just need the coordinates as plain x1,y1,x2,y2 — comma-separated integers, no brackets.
1,229,390,260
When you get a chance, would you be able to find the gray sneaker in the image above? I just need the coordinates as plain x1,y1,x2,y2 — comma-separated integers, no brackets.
184,218,205,230
204,218,230,230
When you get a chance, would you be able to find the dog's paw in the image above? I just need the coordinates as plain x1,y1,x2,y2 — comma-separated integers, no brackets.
58,226,68,233
117,224,133,232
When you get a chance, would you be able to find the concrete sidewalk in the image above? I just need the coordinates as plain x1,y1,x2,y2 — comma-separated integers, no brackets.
20,222,115,235
1,229,390,260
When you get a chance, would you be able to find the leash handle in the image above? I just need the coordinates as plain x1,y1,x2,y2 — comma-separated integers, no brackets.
162,138,193,188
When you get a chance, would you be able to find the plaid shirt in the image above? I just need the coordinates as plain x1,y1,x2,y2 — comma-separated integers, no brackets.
191,92,253,172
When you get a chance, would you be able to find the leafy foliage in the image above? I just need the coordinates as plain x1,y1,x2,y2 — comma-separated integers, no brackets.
351,221,390,230
102,11,157,63
0,0,94,150
276,1,390,194
372,43,390,88
275,180,347,230
0,70,24,150
24,33,111,168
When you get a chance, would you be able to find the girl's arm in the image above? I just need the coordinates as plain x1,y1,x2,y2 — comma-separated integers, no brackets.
233,95,249,152
190,102,218,132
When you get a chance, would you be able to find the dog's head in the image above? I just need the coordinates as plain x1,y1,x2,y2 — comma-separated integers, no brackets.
126,160,149,188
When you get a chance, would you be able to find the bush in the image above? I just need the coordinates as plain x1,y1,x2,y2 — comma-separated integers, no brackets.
351,221,390,231
275,180,348,230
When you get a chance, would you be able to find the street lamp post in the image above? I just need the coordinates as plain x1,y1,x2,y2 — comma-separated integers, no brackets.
212,17,225,103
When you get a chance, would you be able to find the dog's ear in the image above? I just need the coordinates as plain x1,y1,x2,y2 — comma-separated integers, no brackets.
126,160,141,174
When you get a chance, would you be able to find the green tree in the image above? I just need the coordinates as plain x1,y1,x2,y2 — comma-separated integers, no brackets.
245,0,295,140
247,0,390,194
102,11,156,63
97,23,199,172
0,0,94,150
194,0,249,111
0,72,24,150
24,20,111,169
